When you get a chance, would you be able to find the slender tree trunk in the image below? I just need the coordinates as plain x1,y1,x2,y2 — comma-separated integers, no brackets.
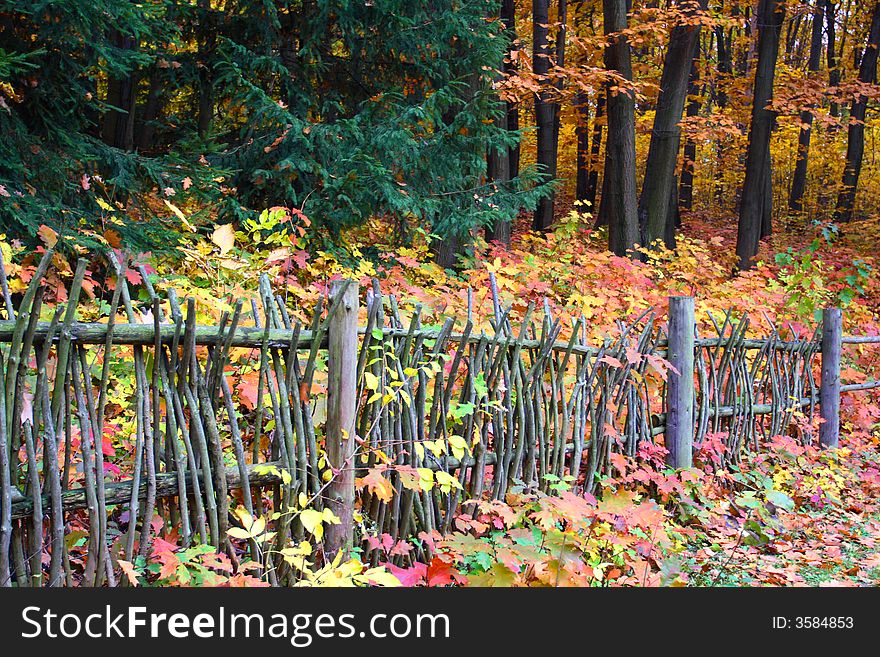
825,0,841,120
574,1,593,205
761,143,773,238
784,13,802,64
508,104,521,179
433,234,461,269
487,0,516,245
533,0,557,231
575,92,591,202
714,25,732,206
552,0,568,172
102,31,138,150
736,0,785,270
137,67,164,152
587,91,605,212
503,0,520,180
197,0,215,138
637,0,707,248
789,0,824,212
600,0,639,256
487,103,512,246
679,53,701,211
834,2,880,222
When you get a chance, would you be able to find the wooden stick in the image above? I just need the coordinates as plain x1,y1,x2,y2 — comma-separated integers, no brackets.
325,280,359,561
665,296,695,468
820,307,842,448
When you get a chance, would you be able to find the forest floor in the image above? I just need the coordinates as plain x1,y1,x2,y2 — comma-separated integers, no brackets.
684,438,880,587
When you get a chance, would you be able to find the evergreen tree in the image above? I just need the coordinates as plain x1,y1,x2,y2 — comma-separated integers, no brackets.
210,0,546,260
0,1,212,251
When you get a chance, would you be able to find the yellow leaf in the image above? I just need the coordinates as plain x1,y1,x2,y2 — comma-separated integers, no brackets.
300,509,325,540
448,435,469,460
228,527,254,540
211,223,236,255
250,516,266,536
417,468,434,490
358,567,401,587
233,507,254,530
435,470,462,493
164,200,196,231
364,371,379,391
322,508,341,525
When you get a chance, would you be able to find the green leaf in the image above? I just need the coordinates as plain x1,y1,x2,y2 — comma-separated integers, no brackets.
765,490,795,511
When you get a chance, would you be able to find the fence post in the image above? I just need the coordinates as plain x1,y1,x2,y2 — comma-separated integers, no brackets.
666,296,695,468
325,279,359,561
819,307,842,448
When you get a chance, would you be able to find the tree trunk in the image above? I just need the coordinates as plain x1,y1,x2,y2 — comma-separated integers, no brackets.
575,92,591,202
735,0,785,270
587,91,605,211
600,0,640,256
433,234,461,269
486,108,513,245
533,0,557,232
834,2,880,222
825,0,841,120
637,0,706,248
101,31,138,150
551,0,568,179
486,0,516,245
503,0,520,180
137,67,164,153
679,53,701,211
197,0,215,138
788,0,823,212
713,25,732,206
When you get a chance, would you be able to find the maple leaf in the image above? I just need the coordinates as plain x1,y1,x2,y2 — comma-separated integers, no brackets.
157,552,180,581
625,345,642,365
426,557,466,587
118,560,140,586
366,533,394,553
356,468,394,503
224,573,271,587
597,489,639,518
37,224,58,248
387,563,427,587
610,451,628,476
236,371,260,410
600,356,623,368
293,250,310,268
201,551,233,573
124,269,142,285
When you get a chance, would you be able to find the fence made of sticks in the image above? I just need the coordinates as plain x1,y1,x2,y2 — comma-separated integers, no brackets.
1,250,878,587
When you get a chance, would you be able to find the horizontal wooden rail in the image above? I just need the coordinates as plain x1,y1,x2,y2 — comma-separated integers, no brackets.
0,321,829,356
0,321,324,349
841,335,880,344
11,461,290,520
841,379,880,392
10,453,507,520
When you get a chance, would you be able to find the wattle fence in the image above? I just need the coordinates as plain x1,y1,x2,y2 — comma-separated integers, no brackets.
1,249,878,587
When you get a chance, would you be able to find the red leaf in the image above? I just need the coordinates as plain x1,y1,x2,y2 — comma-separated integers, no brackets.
387,563,427,587
600,355,623,368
